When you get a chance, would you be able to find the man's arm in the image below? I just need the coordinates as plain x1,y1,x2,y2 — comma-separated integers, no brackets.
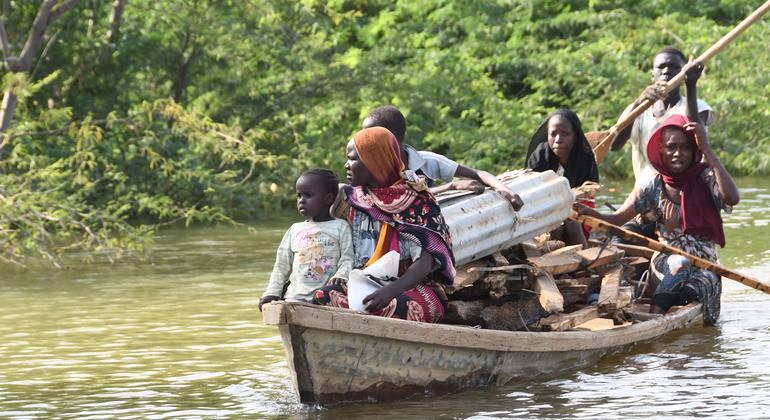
611,81,669,151
455,165,524,211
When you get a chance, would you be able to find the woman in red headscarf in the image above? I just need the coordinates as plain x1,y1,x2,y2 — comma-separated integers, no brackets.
577,113,739,325
311,127,455,323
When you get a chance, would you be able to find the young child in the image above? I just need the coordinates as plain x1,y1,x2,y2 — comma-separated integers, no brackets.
362,105,524,211
259,169,354,311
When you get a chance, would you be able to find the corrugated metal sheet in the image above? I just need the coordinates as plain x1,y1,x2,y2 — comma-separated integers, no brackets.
439,170,573,266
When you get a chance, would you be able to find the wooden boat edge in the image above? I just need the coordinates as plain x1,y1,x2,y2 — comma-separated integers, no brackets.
262,300,702,353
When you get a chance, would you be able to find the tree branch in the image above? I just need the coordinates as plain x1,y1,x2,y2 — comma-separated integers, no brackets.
0,20,11,63
11,0,57,71
48,0,82,24
13,0,80,72
0,90,18,134
1,117,135,150
30,28,61,81
106,0,127,44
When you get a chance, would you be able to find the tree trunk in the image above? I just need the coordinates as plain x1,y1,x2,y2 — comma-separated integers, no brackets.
106,0,127,44
0,89,18,134
172,31,198,103
0,0,80,135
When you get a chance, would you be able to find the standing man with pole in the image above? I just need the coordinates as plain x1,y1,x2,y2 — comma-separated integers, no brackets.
609,47,715,239
611,47,715,190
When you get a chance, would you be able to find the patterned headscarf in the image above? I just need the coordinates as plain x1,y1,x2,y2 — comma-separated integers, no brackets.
647,114,725,247
352,127,404,187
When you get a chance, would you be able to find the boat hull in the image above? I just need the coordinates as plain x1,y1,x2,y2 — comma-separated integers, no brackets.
263,301,701,405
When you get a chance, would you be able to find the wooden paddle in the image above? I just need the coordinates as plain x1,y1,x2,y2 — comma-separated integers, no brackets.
586,130,612,165
570,211,770,295
590,0,770,165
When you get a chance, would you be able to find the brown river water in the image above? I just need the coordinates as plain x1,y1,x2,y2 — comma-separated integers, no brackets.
1,178,769,418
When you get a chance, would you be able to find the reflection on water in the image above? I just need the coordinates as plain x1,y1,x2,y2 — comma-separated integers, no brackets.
1,179,769,418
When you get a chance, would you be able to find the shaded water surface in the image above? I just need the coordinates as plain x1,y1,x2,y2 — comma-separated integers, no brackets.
1,179,769,418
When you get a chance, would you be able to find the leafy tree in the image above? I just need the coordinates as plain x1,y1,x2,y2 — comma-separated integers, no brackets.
1,0,768,266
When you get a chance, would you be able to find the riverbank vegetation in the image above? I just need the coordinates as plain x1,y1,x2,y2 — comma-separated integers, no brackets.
1,0,768,265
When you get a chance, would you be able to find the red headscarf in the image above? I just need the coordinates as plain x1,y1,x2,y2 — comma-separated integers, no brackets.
646,114,725,247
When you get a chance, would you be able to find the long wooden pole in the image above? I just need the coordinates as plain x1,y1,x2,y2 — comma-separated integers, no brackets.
571,212,770,295
592,0,770,155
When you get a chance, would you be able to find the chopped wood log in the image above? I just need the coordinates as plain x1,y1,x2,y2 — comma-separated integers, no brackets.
612,243,655,259
534,273,564,313
574,318,632,331
597,266,623,311
576,246,625,268
621,256,650,267
527,253,582,275
559,274,602,292
538,305,601,331
617,286,634,310
541,240,566,253
556,283,589,306
546,244,583,256
481,297,546,331
448,260,489,292
490,251,509,266
442,300,485,325
467,264,530,273
574,317,615,331
525,234,565,254
556,275,602,307
486,271,527,300
520,240,543,258
446,270,527,300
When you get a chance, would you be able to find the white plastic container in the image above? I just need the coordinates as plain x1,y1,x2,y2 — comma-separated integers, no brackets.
439,169,573,266
347,250,400,311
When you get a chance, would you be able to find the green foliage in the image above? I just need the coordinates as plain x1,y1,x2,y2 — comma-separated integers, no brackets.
1,0,769,265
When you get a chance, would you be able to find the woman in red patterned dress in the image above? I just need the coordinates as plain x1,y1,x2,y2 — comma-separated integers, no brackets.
311,127,455,323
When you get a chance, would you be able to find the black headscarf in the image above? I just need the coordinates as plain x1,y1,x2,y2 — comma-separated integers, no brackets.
525,109,599,188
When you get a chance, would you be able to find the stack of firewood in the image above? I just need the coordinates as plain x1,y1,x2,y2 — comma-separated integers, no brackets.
441,235,654,332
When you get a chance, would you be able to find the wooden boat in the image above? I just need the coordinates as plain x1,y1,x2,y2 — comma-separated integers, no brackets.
262,300,702,405
262,169,705,404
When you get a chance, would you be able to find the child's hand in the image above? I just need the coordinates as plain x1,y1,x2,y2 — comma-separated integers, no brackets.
363,285,397,313
684,121,710,153
452,179,485,194
259,295,281,311
326,277,347,287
